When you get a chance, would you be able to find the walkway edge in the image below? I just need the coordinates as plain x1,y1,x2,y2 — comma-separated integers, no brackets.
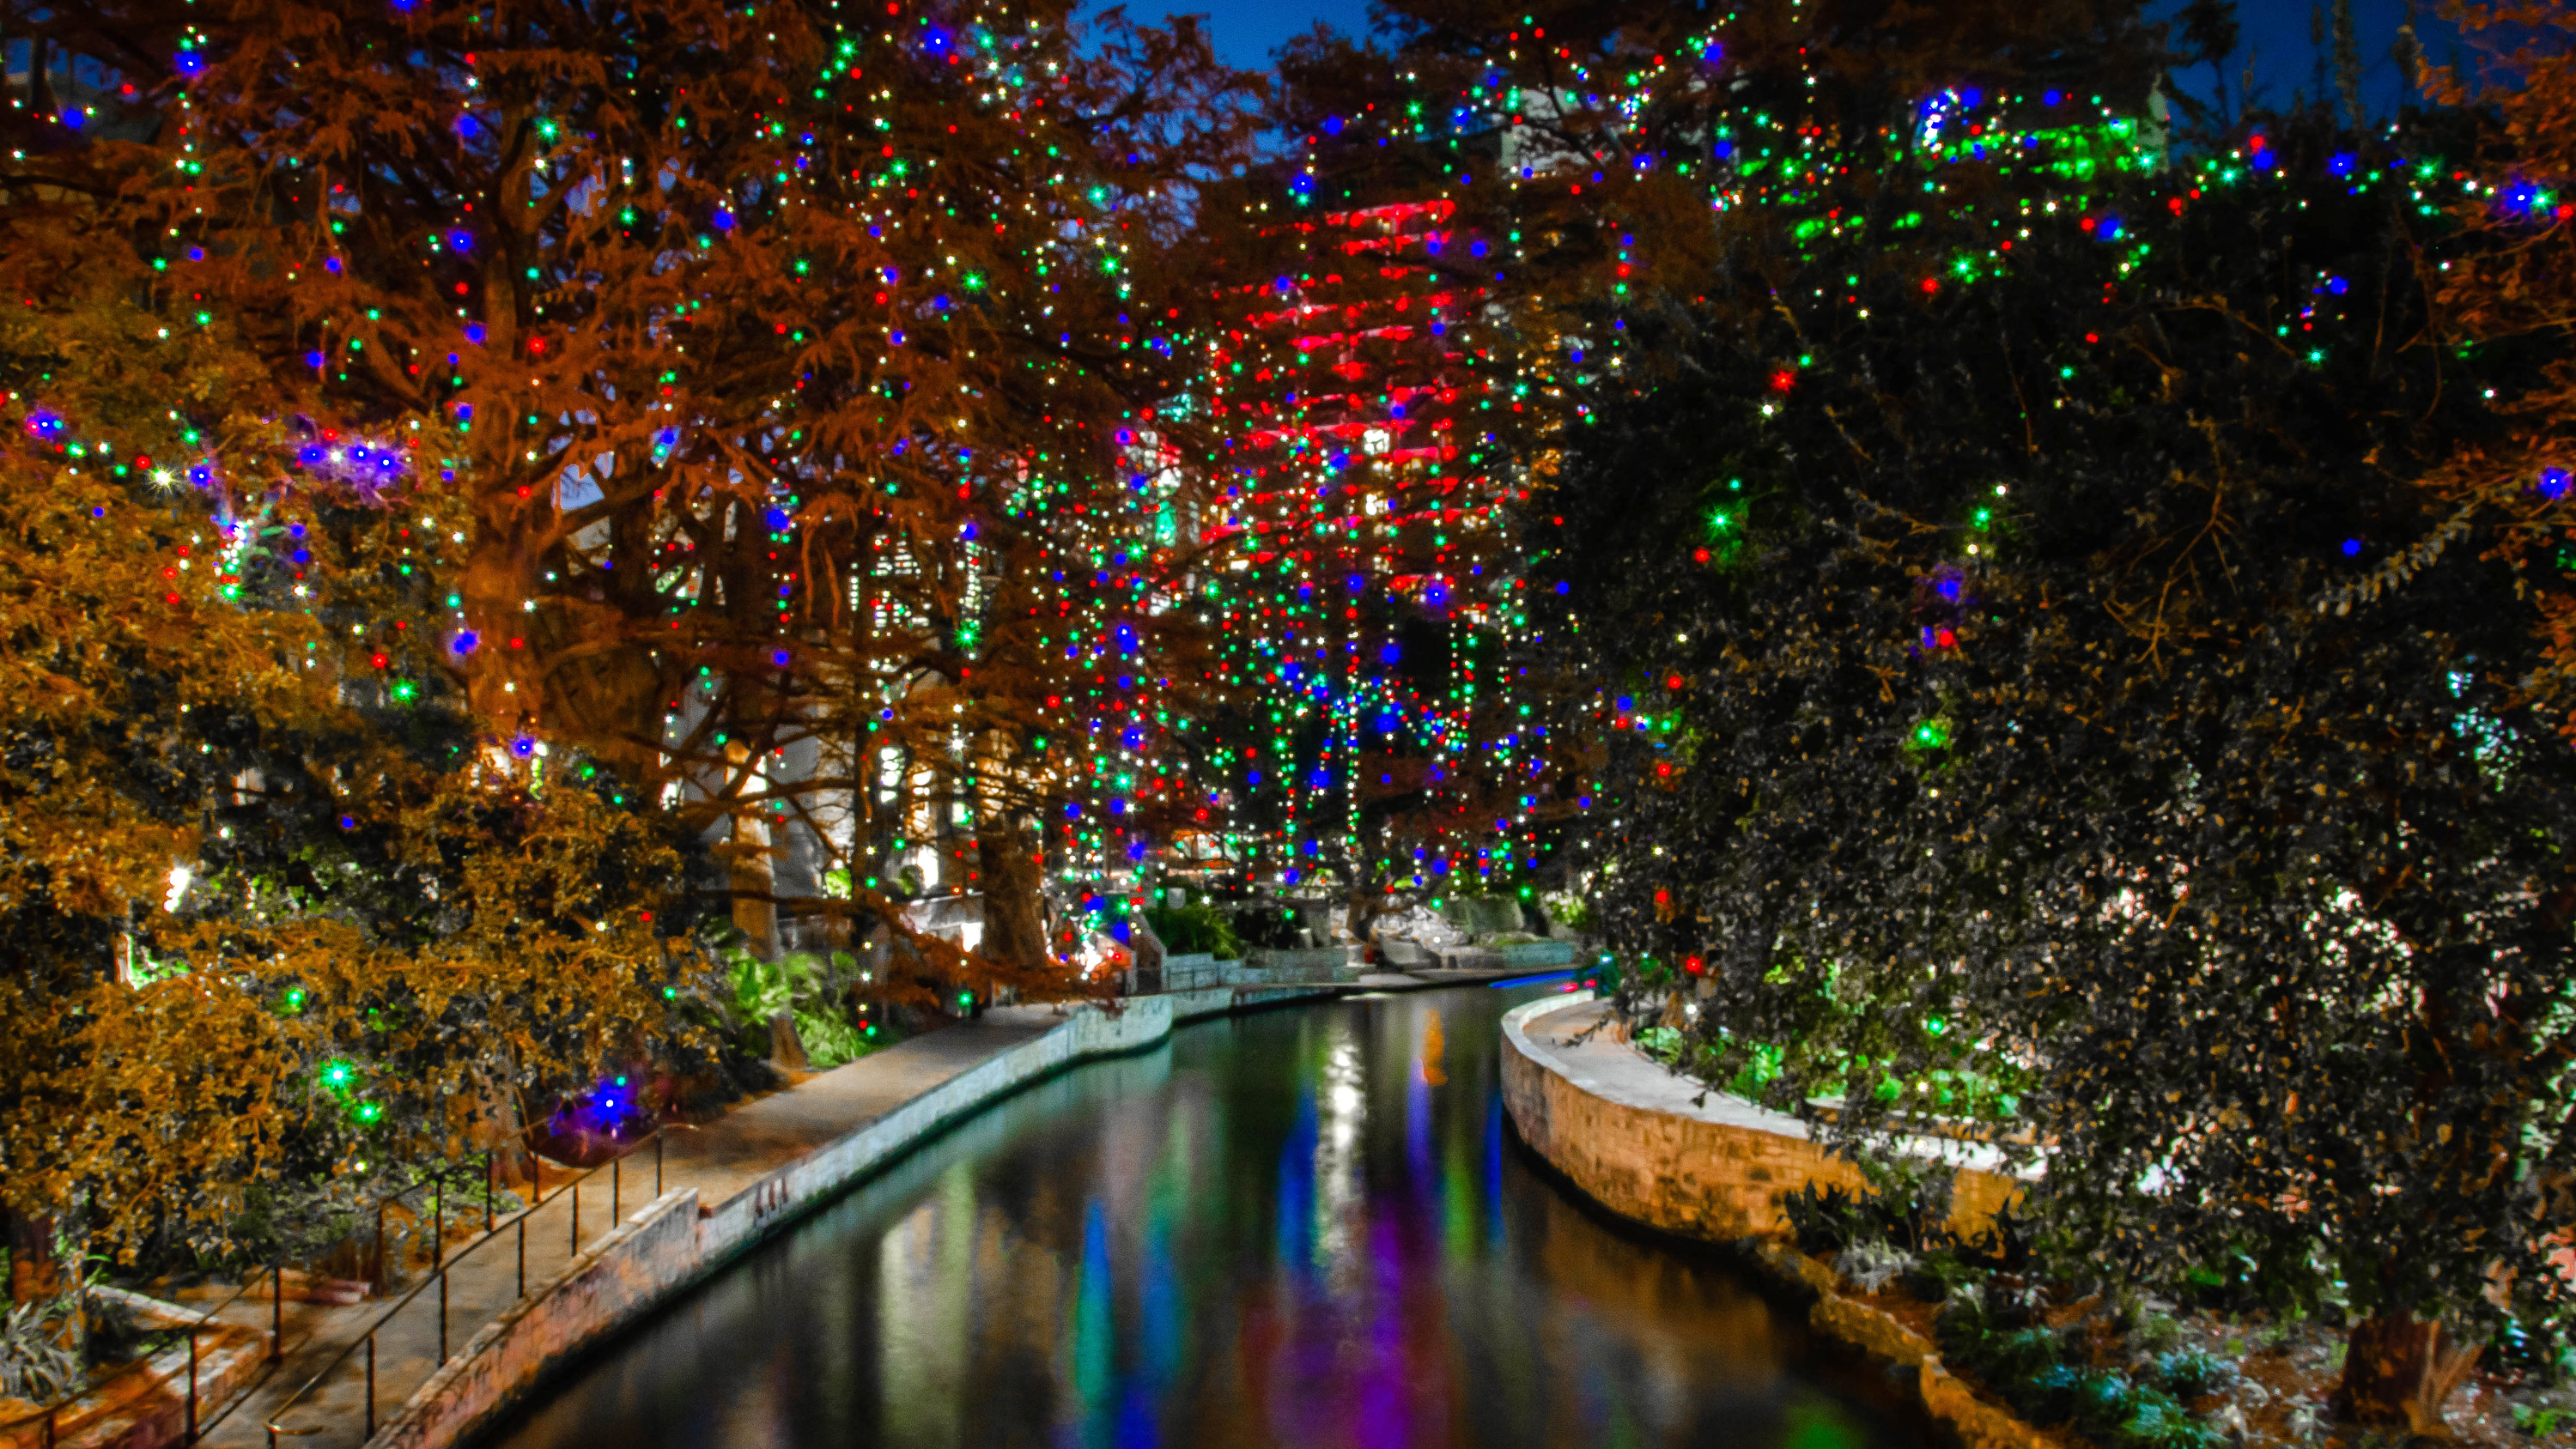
1499,992,2050,1449
370,985,1326,1449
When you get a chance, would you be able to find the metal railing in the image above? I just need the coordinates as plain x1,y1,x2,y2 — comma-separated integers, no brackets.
0,1264,290,1449
262,1130,668,1447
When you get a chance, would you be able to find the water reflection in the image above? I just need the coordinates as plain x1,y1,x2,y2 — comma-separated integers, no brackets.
487,986,1911,1449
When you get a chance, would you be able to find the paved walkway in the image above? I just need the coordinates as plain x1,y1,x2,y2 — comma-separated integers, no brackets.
191,973,1564,1447
198,1006,1073,1449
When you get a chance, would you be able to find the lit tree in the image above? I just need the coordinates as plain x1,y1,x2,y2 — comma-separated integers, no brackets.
0,270,691,1265
13,0,1256,998
1540,92,2574,1431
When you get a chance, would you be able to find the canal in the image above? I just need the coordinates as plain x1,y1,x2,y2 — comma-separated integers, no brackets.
482,982,1912,1449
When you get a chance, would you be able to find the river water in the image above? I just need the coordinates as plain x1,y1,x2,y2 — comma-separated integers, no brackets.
483,983,1911,1449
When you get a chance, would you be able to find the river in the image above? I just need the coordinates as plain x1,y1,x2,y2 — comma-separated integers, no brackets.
482,982,1912,1449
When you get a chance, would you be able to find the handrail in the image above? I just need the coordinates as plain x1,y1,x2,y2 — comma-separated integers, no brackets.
262,1127,670,1447
0,1258,289,1448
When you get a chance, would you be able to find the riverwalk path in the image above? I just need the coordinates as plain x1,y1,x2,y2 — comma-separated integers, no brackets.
195,1005,1072,1449
185,969,1534,1449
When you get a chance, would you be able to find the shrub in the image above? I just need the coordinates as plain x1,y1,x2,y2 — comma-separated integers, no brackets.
1145,902,1242,960
0,1298,83,1403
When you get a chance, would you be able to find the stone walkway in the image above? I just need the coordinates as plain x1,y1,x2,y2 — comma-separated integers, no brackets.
197,1006,1070,1449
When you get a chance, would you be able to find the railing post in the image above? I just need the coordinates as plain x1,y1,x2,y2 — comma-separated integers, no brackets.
43,1404,55,1449
439,1268,449,1362
364,1335,377,1439
572,1180,580,1254
434,1172,445,1270
374,1198,386,1291
656,1131,665,1196
517,1213,527,1298
186,1328,199,1443
270,1260,283,1360
613,1153,622,1222
485,1149,496,1234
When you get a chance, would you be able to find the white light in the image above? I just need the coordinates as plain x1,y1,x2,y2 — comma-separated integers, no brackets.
163,864,192,912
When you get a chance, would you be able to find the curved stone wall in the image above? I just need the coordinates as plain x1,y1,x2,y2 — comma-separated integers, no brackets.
1499,991,2023,1244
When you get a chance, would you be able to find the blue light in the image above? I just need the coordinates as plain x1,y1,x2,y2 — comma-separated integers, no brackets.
2342,538,2363,556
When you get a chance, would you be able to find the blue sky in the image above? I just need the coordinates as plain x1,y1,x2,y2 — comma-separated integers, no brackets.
1147,0,2441,118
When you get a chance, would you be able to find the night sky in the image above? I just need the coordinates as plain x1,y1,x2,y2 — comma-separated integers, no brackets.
1134,0,2444,118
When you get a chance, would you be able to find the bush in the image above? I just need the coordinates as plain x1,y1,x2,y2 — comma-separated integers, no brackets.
1936,1294,2222,1449
0,1298,84,1403
1145,901,1242,959
1777,1177,1956,1257
2152,1349,2238,1399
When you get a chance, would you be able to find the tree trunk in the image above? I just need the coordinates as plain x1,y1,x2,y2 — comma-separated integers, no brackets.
2334,1313,2481,1435
975,819,1050,975
5,1208,62,1303
1345,873,1394,946
729,816,778,959
767,1011,809,1072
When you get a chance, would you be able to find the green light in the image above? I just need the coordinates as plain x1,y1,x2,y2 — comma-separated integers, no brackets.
320,1060,355,1090
1972,508,1992,530
1911,719,1953,749
354,1101,383,1124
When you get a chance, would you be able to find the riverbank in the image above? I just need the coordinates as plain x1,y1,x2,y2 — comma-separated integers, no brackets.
475,975,1893,1449
1500,992,2050,1449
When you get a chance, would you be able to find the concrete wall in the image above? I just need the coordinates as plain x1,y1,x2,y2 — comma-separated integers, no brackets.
1500,993,2023,1246
369,1190,701,1449
365,985,1332,1449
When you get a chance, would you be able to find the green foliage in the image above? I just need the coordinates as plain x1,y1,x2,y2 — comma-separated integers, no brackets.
793,1009,871,1070
1777,1179,1954,1258
721,949,875,1069
2515,1403,2573,1439
0,1297,84,1403
1543,100,2576,1342
1936,1295,2223,1449
2150,1349,2239,1399
1145,901,1242,960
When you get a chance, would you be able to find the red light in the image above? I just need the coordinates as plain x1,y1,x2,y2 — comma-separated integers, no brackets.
1935,628,1956,649
1665,674,1682,689
1685,955,1704,974
370,652,389,669
1921,278,1939,294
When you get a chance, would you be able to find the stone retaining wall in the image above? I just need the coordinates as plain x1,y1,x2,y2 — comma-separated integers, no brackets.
1500,992,2050,1449
1498,991,2022,1245
365,986,1329,1449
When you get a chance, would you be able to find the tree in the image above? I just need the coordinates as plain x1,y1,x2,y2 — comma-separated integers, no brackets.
0,271,692,1262
10,0,1260,1002
2412,2,2576,712
1538,91,2575,1430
